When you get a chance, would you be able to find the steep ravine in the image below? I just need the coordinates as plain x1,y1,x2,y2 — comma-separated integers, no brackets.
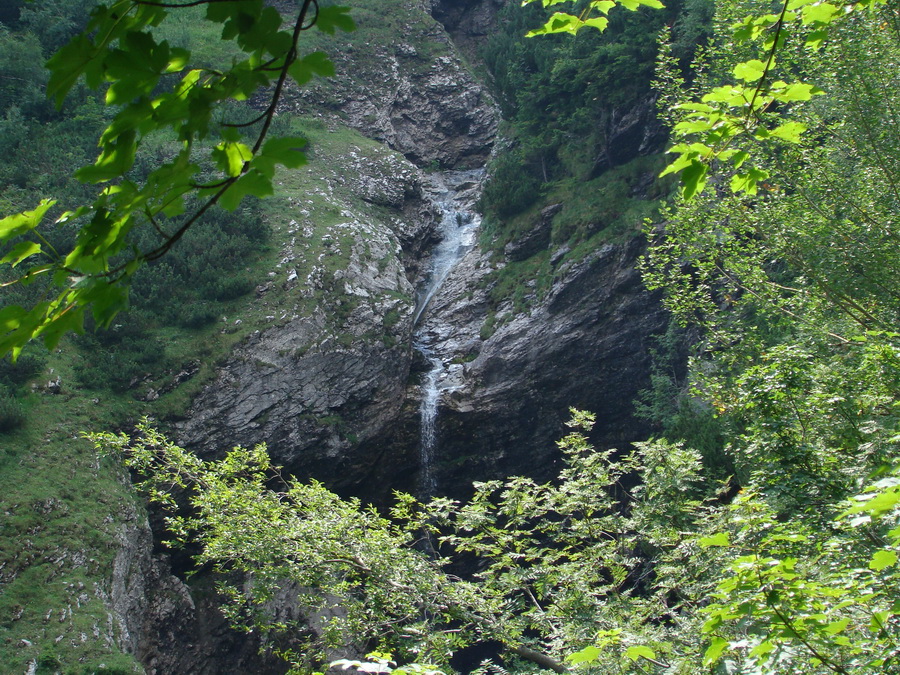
116,1,671,671
411,170,484,497
112,6,503,671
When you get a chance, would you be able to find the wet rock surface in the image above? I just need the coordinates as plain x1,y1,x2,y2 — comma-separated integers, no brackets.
364,235,669,498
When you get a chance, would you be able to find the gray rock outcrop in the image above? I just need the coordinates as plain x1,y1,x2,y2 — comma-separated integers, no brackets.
282,10,499,168
106,479,288,674
176,153,433,493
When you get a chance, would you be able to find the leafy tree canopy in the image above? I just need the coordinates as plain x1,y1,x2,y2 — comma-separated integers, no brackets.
0,0,353,359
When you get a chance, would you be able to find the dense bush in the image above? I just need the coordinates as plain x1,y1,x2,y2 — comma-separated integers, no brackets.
478,148,543,220
73,322,168,393
0,349,45,389
478,0,711,245
0,390,25,434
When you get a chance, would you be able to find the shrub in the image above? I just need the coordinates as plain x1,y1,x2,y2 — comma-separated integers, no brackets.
179,305,219,329
0,393,25,433
0,349,46,388
479,148,543,221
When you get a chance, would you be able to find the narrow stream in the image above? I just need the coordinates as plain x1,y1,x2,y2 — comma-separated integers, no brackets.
413,169,483,497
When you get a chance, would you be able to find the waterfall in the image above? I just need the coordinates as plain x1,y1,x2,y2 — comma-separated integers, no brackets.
414,169,483,497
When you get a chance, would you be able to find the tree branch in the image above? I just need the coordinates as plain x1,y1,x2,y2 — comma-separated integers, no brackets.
509,645,569,673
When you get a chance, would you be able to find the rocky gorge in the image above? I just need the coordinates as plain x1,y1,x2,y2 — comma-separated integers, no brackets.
0,1,674,672
174,0,669,503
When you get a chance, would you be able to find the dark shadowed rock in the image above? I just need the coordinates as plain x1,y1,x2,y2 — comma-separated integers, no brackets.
109,488,289,674
428,0,506,60
360,235,669,498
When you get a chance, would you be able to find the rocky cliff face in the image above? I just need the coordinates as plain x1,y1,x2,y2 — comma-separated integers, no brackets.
421,237,667,490
110,501,289,674
175,1,504,498
282,2,499,168
175,0,669,501
359,234,668,499
176,146,433,494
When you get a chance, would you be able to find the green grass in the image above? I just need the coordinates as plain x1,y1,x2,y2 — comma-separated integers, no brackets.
0,389,145,672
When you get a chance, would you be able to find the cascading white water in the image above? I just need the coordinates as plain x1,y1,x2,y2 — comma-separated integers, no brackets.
414,169,483,497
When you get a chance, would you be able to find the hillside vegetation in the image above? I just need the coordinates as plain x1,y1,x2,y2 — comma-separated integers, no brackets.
0,1,433,670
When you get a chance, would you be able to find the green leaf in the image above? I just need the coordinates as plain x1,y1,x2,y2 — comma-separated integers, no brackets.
624,645,656,662
219,170,273,211
0,305,28,333
699,532,730,548
677,102,716,113
206,0,250,24
0,200,57,240
774,82,822,102
166,47,190,73
213,141,253,177
0,302,48,360
824,618,851,635
702,85,750,105
45,35,97,108
805,28,829,49
40,302,86,350
661,145,709,177
289,51,336,86
802,2,839,24
870,549,898,571
680,158,708,200
749,640,775,658
526,12,581,36
674,118,716,134
730,167,769,194
0,241,42,267
303,51,335,77
253,137,308,178
583,17,609,31
316,5,356,34
591,0,616,13
730,150,750,168
76,130,138,183
733,59,768,82
769,121,807,142
847,486,900,517
703,637,728,665
566,646,602,665
871,610,892,631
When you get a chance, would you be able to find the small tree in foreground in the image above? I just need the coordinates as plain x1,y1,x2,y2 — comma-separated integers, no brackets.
91,410,900,674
